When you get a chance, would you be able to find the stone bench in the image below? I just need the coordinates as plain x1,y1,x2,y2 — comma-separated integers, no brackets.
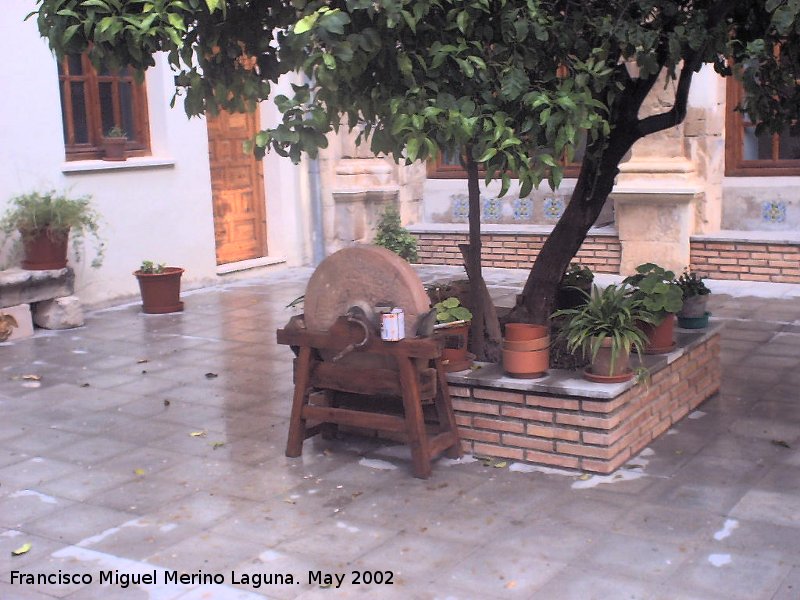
0,268,84,341
447,323,722,474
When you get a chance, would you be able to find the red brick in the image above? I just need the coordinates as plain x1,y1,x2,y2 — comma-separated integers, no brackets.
524,450,580,470
449,386,472,398
556,412,622,429
473,443,524,461
581,450,631,474
501,434,555,451
460,429,501,444
455,414,472,427
526,395,579,411
473,417,525,434
474,388,525,403
527,424,581,442
501,406,554,423
453,399,500,415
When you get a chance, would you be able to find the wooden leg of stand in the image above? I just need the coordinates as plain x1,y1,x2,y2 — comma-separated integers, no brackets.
434,358,463,458
317,390,338,440
286,346,312,457
397,356,432,479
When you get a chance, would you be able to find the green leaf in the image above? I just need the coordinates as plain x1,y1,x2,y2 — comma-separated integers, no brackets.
205,0,221,12
477,147,497,162
167,13,186,32
294,14,318,34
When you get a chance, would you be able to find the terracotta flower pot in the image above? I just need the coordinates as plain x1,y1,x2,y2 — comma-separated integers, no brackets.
434,322,472,371
21,228,69,270
639,313,676,354
102,137,127,161
503,335,550,352
585,338,633,383
502,346,549,379
504,323,548,342
134,267,184,314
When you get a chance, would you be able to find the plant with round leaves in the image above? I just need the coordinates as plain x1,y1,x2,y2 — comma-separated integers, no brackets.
434,297,473,324
622,263,684,323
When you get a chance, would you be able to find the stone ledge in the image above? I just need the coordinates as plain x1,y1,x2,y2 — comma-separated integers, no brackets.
0,268,75,308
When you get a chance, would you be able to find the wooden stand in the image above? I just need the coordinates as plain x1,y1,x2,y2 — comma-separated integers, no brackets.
276,315,462,478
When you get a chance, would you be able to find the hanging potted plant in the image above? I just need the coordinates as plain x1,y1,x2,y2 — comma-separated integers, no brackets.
554,284,654,383
133,260,185,314
432,297,473,371
675,269,711,328
623,263,684,353
102,126,128,161
0,190,104,270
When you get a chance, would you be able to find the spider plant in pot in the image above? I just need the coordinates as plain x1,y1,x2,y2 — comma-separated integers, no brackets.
0,190,104,270
675,269,711,328
133,260,185,314
622,262,684,353
554,284,654,383
432,297,473,370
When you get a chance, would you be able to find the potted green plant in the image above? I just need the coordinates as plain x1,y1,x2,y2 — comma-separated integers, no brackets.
133,260,184,314
373,205,418,262
675,269,711,328
102,126,128,161
433,297,472,371
556,262,594,310
623,262,684,353
0,190,104,270
554,284,654,383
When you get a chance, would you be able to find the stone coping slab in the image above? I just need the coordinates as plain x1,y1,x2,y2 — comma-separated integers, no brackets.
0,267,75,308
447,321,723,400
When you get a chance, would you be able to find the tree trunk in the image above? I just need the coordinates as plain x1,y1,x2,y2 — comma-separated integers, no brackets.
515,125,638,325
464,148,487,360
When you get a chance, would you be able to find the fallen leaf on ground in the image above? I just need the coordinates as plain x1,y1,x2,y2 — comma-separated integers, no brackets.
12,543,32,556
204,372,218,379
493,461,508,468
283,498,296,504
163,400,170,407
211,441,225,449
578,474,591,480
505,581,517,590
190,430,207,438
79,383,90,388
134,468,145,476
137,358,149,364
771,439,791,449
21,374,41,381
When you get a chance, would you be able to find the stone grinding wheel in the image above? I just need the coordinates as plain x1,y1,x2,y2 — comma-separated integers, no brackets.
304,245,431,341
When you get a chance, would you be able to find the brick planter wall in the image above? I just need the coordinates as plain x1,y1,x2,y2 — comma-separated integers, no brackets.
415,232,621,273
690,240,800,284
449,333,721,474
413,230,800,283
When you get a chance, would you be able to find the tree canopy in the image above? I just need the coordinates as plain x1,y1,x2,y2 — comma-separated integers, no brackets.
32,0,800,336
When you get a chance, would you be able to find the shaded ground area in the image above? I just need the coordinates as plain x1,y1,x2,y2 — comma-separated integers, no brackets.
1,265,800,599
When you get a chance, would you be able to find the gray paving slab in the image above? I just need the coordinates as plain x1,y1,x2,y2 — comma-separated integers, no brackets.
2,264,800,599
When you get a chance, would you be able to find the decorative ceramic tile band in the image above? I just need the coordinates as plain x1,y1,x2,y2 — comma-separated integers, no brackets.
761,200,787,224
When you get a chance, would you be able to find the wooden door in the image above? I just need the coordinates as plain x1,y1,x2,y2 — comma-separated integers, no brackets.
206,110,267,265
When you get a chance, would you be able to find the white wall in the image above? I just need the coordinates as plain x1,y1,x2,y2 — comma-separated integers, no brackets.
0,1,310,307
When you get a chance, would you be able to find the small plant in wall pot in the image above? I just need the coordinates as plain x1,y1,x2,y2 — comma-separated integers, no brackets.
432,297,473,372
133,260,184,314
102,126,128,161
675,269,711,328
